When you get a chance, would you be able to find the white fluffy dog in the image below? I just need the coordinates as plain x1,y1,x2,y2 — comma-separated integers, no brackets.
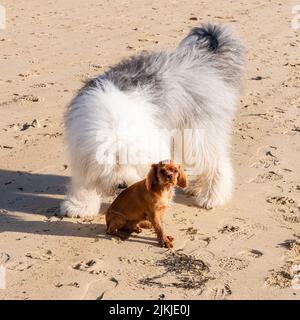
60,23,245,218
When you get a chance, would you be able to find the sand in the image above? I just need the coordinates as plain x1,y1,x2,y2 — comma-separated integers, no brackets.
0,0,299,300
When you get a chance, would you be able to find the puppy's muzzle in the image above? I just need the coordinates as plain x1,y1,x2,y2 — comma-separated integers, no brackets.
166,174,173,181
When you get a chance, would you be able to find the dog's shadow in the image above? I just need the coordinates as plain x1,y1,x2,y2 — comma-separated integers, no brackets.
173,188,195,206
0,169,163,245
2,213,159,245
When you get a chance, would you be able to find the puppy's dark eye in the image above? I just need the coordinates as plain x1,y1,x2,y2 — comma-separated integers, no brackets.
160,169,166,175
174,169,178,173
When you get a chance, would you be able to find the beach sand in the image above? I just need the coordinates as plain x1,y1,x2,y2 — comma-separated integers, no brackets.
0,0,299,299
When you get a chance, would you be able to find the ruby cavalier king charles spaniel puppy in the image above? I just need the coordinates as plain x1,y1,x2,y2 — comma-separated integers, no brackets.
105,160,187,249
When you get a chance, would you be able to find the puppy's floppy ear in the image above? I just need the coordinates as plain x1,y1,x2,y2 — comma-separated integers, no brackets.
177,164,188,188
145,164,158,191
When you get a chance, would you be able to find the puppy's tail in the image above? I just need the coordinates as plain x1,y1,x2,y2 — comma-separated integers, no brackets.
179,23,245,84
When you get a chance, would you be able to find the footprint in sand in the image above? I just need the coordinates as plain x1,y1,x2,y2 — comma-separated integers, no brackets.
251,148,280,169
1,94,40,107
0,252,10,264
31,82,47,88
81,277,119,300
179,226,212,245
266,196,300,223
250,171,283,183
205,283,232,300
218,224,240,234
55,282,80,288
266,240,300,289
237,249,263,259
72,259,107,275
218,257,249,271
265,267,293,289
183,244,216,262
218,218,267,240
25,249,53,261
284,241,300,262
20,94,40,103
7,261,34,271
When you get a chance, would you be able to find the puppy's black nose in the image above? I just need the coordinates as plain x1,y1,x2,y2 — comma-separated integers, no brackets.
167,174,173,180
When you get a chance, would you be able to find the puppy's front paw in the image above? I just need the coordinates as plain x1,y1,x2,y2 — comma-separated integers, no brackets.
166,235,174,242
160,236,174,249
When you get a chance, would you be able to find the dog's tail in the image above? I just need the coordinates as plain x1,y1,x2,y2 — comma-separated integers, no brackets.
179,23,243,54
179,23,245,84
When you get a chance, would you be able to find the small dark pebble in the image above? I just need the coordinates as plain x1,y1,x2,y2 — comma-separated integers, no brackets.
250,76,264,80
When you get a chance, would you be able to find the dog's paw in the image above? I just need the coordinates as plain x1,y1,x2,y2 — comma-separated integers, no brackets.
60,198,100,218
166,235,174,242
186,180,232,209
194,196,215,209
185,186,198,197
160,236,174,249
133,227,142,234
195,193,230,209
185,187,215,209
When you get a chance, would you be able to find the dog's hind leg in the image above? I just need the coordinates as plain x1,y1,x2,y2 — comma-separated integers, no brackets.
138,220,152,229
192,155,233,209
119,221,142,234
106,214,131,240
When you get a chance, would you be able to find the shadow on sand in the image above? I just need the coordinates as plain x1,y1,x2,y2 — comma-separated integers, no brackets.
0,169,168,246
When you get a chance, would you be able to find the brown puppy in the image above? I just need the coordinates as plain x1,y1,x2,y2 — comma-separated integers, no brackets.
105,160,187,248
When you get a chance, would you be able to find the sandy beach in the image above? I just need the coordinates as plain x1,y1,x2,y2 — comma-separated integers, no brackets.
0,0,299,299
